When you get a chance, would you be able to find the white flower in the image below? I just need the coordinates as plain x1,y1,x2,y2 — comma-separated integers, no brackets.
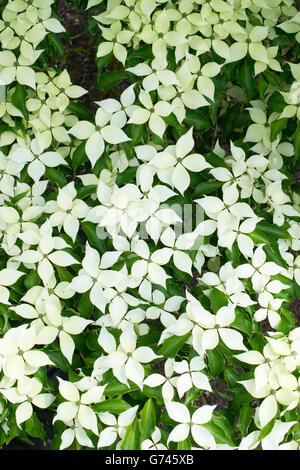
236,245,284,293
96,84,137,128
9,140,67,182
12,221,79,286
48,182,89,241
98,405,139,448
141,426,167,450
173,356,212,398
55,378,105,435
34,295,92,364
266,181,299,226
0,376,55,427
69,108,131,167
200,261,245,297
131,238,171,289
166,401,216,449
0,324,53,380
128,89,173,138
69,242,124,313
187,300,247,352
60,418,94,450
150,227,195,275
95,325,161,389
150,128,211,194
87,181,151,238
255,292,285,328
143,358,176,402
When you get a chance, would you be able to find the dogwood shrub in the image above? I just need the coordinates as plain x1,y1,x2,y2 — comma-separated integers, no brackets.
0,0,299,451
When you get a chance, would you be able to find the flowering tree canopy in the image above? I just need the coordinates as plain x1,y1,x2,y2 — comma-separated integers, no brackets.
0,0,299,451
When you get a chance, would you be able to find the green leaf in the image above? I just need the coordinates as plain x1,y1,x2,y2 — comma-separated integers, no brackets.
164,113,186,137
48,32,64,59
85,16,99,38
68,102,93,121
121,418,141,450
81,221,106,253
116,165,136,186
97,70,128,91
24,269,40,289
206,349,225,377
270,118,288,141
267,92,286,113
11,189,30,204
257,418,276,442
237,61,255,101
94,399,131,414
184,110,210,131
56,266,73,282
85,329,99,351
256,221,291,240
203,417,235,447
218,103,241,139
257,75,268,99
205,152,230,169
158,333,190,358
177,436,191,450
246,10,262,26
127,44,152,61
25,414,46,441
231,386,253,410
209,93,220,124
277,314,296,334
143,385,163,403
77,290,93,319
248,229,270,244
294,122,300,161
237,405,253,436
209,288,228,313
256,221,291,239
47,351,69,372
105,379,134,397
128,123,144,145
140,398,156,441
248,332,265,353
193,181,223,197
44,168,67,188
11,84,29,120
96,52,113,73
231,311,252,335
223,367,242,389
263,70,280,86
76,184,97,199
263,245,286,268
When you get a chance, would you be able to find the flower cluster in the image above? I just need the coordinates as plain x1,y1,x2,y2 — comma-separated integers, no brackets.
0,0,299,451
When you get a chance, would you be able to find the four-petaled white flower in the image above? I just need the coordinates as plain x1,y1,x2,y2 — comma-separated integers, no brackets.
0,376,55,427
150,128,212,194
98,406,139,448
236,245,284,293
69,242,124,313
55,378,106,436
94,325,161,389
166,401,216,449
